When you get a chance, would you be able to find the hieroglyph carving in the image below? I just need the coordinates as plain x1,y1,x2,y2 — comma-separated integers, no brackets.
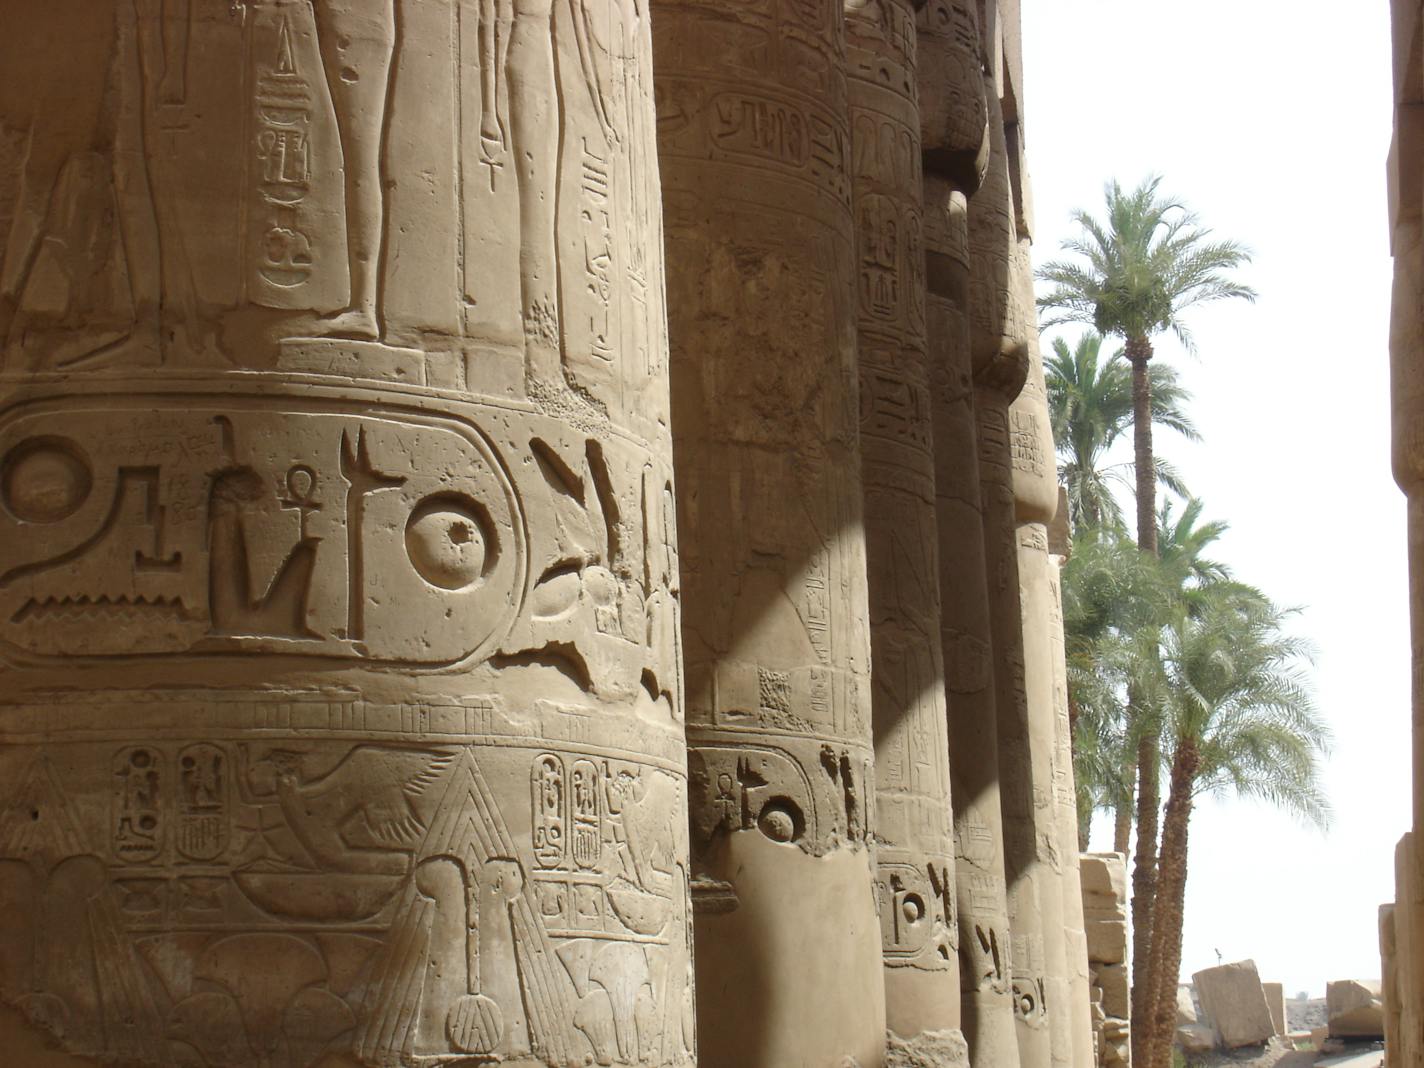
0,0,685,1063
0,393,523,665
0,739,694,1067
0,1,669,436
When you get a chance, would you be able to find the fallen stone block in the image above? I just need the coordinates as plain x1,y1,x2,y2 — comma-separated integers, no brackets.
1175,1023,1215,1053
1192,959,1275,1048
1177,984,1198,1026
1326,978,1385,1038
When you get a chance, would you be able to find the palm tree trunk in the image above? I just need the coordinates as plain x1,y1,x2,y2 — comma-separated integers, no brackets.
1111,802,1130,854
1113,749,1135,855
1145,741,1199,1068
1128,727,1159,1067
1127,339,1157,554
1125,334,1165,1063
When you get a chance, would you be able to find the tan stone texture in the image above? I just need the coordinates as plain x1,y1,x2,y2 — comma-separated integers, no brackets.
1082,853,1130,1068
0,3,693,1067
918,3,1021,1065
653,0,887,1063
1193,960,1275,1049
1383,904,1400,1067
1048,555,1095,1068
1392,1,1424,1059
1262,982,1287,1037
1327,979,1385,1039
845,0,966,1054
1396,834,1422,1068
967,71,1047,1066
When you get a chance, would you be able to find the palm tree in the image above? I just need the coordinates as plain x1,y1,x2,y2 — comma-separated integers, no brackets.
1142,591,1331,1068
1060,528,1165,846
1038,178,1256,554
1062,499,1249,1063
1046,331,1199,534
1038,179,1255,1063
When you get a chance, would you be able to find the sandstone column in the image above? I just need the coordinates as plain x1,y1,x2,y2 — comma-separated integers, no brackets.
1391,4,1424,1061
653,4,887,1066
844,2,967,1062
0,5,693,1066
967,42,1052,1068
917,2,1021,1064
1049,503,1099,1068
1382,903,1400,1068
1014,250,1075,1068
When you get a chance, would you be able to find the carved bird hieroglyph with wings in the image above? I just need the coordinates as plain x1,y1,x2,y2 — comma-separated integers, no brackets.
248,746,455,877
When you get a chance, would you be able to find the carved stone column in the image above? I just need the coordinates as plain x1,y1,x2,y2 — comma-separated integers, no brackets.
653,3,886,1066
844,2,967,1062
917,3,1021,1065
0,5,693,1066
1048,503,1098,1068
1012,246,1074,1068
967,56,1052,1068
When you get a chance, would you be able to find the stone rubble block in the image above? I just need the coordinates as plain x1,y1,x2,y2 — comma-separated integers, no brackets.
1175,1023,1215,1054
1176,985,1198,1026
1326,978,1385,1038
1192,959,1276,1049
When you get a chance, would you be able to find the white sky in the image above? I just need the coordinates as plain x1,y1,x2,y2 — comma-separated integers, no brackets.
1021,0,1411,997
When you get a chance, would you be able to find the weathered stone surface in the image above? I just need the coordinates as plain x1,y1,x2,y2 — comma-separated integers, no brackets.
0,4,692,1066
1383,903,1401,1067
1177,986,1199,1026
1081,851,1130,917
1327,979,1385,1038
1193,960,1276,1049
918,4,1019,1061
1083,853,1130,1067
1263,982,1288,1037
1175,1023,1216,1054
884,1027,972,1068
845,0,966,1051
1086,916,1128,966
1390,4,1424,1063
1093,963,1130,1022
653,0,885,1062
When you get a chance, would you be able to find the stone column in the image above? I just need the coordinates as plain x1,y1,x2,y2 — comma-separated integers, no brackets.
0,5,693,1066
844,3,967,1063
966,42,1051,1068
653,4,886,1066
1397,834,1423,1067
1390,15,1424,1054
1013,247,1073,1068
1383,903,1400,1068
1048,506,1098,1068
917,3,1020,1065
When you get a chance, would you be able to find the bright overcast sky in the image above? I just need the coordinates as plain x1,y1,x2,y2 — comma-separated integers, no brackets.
1022,0,1409,996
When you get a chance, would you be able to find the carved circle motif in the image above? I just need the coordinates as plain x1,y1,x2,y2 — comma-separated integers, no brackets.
1,436,92,523
757,799,802,844
405,493,495,590
446,993,504,1054
901,894,924,924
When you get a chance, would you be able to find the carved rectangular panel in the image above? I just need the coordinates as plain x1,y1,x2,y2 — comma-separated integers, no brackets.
0,393,524,666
